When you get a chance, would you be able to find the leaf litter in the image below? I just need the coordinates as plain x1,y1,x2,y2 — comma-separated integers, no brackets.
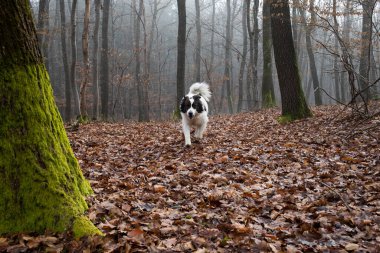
2,104,380,252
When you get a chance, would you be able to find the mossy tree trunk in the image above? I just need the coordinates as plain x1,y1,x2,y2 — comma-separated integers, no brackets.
270,0,312,121
0,1,100,237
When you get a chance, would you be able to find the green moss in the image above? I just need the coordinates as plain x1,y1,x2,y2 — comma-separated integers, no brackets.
72,216,103,239
263,92,276,108
0,64,99,236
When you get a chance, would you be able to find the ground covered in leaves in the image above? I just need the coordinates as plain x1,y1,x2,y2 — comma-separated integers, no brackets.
2,105,380,252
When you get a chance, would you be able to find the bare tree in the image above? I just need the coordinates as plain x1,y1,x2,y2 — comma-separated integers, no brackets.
100,0,111,120
176,0,186,116
59,0,71,120
70,0,80,116
262,0,275,108
92,0,101,119
223,0,233,113
298,0,322,105
358,0,377,101
237,0,248,112
194,0,201,82
80,0,91,119
37,0,49,63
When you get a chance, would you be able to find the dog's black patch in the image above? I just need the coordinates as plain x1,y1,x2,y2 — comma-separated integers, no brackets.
192,95,204,113
180,96,191,113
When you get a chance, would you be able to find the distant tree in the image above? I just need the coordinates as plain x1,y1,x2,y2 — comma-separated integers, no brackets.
36,0,49,63
59,0,71,120
0,0,100,237
92,0,101,119
237,0,248,112
70,0,80,116
270,0,312,121
80,0,90,119
223,0,233,114
176,0,186,116
358,0,377,101
262,0,275,108
194,0,201,82
100,0,111,120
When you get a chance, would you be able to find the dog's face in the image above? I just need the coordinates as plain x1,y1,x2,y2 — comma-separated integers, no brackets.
180,95,205,119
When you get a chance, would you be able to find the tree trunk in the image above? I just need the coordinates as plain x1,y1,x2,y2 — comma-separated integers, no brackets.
100,0,110,120
194,0,201,82
0,0,100,237
358,0,376,101
224,0,233,114
70,0,80,116
80,0,90,118
237,0,248,112
37,0,49,64
92,0,101,119
270,0,312,121
59,0,71,121
246,0,254,110
176,0,186,115
299,0,322,106
135,0,148,122
262,0,275,108
333,0,340,102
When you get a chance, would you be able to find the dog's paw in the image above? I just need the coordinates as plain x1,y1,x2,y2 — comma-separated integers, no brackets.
185,144,192,148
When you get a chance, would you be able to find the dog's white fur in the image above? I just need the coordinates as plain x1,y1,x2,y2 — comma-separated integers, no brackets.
180,82,211,146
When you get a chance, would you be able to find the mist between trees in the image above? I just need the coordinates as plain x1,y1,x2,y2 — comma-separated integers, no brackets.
31,0,380,122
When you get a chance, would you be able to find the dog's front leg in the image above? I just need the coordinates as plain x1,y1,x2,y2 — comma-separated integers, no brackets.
182,120,191,146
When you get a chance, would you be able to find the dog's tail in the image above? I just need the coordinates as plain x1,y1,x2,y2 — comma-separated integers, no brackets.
189,82,211,102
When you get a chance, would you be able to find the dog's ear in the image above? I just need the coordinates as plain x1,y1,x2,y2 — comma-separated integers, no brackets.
180,96,190,113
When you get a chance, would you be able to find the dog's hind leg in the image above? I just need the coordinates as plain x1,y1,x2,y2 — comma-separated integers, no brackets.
195,123,207,139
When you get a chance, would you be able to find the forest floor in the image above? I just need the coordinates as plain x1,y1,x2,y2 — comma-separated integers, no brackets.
2,103,380,252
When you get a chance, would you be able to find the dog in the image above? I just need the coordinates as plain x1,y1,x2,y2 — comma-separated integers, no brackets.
180,82,211,146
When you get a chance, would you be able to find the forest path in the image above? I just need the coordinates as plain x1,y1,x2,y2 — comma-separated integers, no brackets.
66,105,380,252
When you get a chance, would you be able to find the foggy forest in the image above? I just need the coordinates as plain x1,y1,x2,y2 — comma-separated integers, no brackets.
30,0,380,122
1,0,380,252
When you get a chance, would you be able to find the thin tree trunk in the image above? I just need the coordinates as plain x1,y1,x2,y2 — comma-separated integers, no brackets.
92,0,101,119
37,0,49,64
70,0,80,116
237,0,248,112
176,0,186,115
224,0,233,114
358,0,376,101
59,0,71,121
262,0,275,108
100,0,110,120
298,0,322,106
333,0,340,102
80,0,90,118
246,0,254,110
194,0,201,82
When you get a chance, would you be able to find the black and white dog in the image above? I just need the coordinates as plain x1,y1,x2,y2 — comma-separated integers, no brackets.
180,82,211,146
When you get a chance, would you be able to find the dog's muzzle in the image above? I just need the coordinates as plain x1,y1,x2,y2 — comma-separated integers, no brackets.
188,111,194,119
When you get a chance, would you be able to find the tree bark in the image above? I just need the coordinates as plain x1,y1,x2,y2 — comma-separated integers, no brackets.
80,0,90,118
92,0,101,119
0,0,100,237
270,0,312,121
262,0,275,108
100,0,111,120
176,0,186,115
59,0,71,121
